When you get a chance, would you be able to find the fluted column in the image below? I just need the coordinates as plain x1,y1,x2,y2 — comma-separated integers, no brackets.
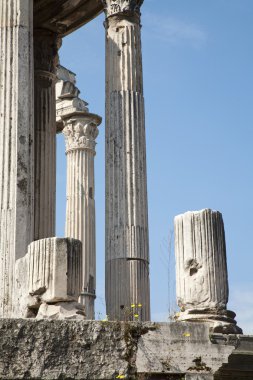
0,0,34,317
174,209,242,333
102,0,150,321
63,113,101,319
33,29,61,240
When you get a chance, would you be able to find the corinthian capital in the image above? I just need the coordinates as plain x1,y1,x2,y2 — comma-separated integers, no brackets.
63,114,101,153
102,0,143,18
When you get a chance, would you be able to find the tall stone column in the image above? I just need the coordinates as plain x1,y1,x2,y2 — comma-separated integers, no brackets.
0,0,34,317
174,209,242,333
102,0,150,321
33,29,61,240
63,113,101,319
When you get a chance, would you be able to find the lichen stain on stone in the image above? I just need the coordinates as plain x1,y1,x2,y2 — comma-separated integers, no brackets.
17,155,28,175
19,135,26,145
17,178,28,193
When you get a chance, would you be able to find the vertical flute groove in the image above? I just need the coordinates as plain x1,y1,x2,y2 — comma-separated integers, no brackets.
174,209,229,312
63,115,100,319
104,2,150,321
0,0,34,317
33,29,61,240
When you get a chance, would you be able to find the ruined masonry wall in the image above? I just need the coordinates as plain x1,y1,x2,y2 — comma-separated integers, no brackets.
0,320,252,379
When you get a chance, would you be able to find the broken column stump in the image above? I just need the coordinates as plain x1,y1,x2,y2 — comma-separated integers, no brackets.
14,237,85,319
174,209,242,334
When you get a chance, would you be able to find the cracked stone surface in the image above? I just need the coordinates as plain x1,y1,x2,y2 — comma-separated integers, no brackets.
0,320,252,379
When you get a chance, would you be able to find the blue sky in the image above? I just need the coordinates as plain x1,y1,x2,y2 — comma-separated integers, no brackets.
57,0,253,333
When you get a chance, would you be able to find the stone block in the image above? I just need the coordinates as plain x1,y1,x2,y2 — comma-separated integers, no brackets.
136,322,234,376
37,302,85,320
14,238,82,317
0,321,251,379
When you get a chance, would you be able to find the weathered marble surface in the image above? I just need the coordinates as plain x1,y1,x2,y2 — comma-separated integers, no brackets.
174,209,241,333
136,323,234,375
175,209,228,311
14,238,83,318
103,0,150,321
57,65,102,319
37,302,85,320
34,30,61,240
0,320,252,379
56,65,89,132
0,0,34,317
63,114,101,319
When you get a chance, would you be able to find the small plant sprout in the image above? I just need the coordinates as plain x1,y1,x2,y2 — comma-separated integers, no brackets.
130,302,143,321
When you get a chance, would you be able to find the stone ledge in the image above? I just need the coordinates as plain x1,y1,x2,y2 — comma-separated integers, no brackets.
0,320,252,379
34,0,103,37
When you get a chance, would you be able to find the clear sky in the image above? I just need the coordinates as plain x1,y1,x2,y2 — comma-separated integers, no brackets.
57,0,253,333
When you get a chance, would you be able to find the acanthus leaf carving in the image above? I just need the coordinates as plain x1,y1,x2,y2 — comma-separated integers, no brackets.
63,118,99,153
102,0,143,18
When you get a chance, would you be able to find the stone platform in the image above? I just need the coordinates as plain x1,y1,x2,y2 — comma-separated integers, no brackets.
0,320,252,379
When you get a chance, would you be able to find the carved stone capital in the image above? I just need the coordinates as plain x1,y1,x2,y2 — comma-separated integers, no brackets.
34,29,62,74
102,0,143,18
63,114,101,153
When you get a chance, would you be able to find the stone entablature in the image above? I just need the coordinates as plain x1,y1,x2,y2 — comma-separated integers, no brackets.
56,65,89,131
34,0,103,36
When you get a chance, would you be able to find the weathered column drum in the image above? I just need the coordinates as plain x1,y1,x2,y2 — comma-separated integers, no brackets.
63,113,101,319
103,0,150,321
33,29,62,240
174,209,242,333
0,0,34,317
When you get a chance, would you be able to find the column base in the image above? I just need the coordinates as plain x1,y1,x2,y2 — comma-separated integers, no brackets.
175,308,243,334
